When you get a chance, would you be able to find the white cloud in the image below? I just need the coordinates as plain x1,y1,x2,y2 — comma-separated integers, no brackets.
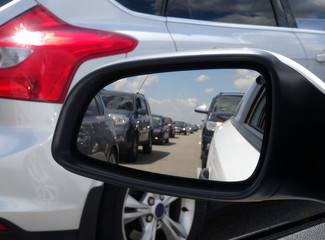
204,88,214,93
148,97,202,124
194,74,210,82
233,69,259,91
112,75,160,93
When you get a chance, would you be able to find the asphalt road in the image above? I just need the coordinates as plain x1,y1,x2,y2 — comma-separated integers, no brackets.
122,130,202,179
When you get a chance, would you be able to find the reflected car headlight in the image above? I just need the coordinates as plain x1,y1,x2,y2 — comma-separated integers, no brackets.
109,114,129,125
206,121,223,131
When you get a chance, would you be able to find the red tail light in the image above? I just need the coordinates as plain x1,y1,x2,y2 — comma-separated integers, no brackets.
0,222,10,232
0,6,137,103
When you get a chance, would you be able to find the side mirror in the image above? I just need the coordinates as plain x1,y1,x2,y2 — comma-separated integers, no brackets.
137,108,146,115
195,104,208,114
52,49,325,203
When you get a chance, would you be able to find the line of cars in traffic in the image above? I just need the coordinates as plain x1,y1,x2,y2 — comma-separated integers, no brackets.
77,88,242,167
174,121,199,135
78,89,199,164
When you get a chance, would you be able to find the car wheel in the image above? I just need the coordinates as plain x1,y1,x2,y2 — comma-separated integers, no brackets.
184,131,187,135
201,148,208,168
143,132,152,154
128,134,138,162
159,137,164,145
97,184,206,240
107,148,117,164
165,137,169,143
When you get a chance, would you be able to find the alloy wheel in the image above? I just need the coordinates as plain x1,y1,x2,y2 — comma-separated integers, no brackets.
122,189,195,240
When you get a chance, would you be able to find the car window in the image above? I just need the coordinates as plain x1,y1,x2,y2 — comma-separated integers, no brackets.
247,90,266,133
0,0,12,7
85,98,100,117
166,0,277,26
175,121,184,127
164,118,172,124
152,116,162,125
144,98,151,114
115,0,163,15
288,0,325,31
211,96,242,114
140,97,148,114
102,95,134,111
94,96,105,116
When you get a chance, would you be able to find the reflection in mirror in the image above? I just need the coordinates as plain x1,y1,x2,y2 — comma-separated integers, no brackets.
77,69,266,182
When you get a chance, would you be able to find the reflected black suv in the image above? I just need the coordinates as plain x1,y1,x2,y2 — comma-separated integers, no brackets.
195,92,244,167
100,90,153,162
77,94,119,164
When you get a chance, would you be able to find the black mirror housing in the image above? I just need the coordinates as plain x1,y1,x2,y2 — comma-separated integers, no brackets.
137,108,146,115
52,49,325,203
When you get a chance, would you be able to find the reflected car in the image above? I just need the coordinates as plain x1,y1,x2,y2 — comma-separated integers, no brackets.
186,123,194,134
163,116,175,138
77,95,119,164
195,92,244,167
203,77,265,181
100,90,153,162
174,121,187,135
152,114,169,144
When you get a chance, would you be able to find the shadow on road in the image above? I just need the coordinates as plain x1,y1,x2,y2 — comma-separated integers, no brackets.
153,142,176,146
120,150,170,165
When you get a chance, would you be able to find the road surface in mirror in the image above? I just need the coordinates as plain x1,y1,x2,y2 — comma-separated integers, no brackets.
77,68,264,182
121,129,202,179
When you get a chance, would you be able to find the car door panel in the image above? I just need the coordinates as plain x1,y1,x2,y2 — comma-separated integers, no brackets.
293,30,325,82
167,19,307,67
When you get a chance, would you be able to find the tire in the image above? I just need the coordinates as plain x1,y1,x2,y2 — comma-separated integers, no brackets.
184,131,187,135
108,148,118,164
97,184,206,240
165,136,169,143
143,132,152,154
128,134,138,162
159,138,164,145
201,148,208,168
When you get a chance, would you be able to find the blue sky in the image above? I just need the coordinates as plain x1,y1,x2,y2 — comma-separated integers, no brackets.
106,69,259,124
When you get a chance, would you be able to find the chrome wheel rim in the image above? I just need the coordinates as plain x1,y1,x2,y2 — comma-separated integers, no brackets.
122,189,195,240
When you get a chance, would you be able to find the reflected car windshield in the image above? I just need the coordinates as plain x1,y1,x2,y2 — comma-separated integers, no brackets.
175,121,185,127
152,116,162,125
102,95,134,111
212,96,242,114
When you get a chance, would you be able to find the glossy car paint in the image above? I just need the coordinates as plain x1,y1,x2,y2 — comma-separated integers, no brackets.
0,0,174,232
167,18,308,72
207,120,260,182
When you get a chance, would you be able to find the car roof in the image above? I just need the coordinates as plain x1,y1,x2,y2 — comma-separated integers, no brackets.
100,90,145,98
217,92,245,97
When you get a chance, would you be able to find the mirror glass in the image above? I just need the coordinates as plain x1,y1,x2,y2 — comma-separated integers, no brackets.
77,68,266,182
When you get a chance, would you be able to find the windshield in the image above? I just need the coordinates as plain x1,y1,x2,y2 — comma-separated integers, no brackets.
102,95,134,111
211,96,242,114
175,121,185,127
152,116,163,125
